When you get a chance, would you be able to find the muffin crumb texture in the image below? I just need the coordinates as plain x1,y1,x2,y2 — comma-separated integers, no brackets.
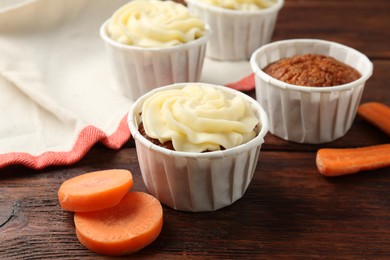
139,122,175,150
263,54,361,87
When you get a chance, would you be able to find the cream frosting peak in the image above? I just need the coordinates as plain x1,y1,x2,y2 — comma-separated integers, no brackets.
107,0,206,47
199,0,277,11
141,84,259,152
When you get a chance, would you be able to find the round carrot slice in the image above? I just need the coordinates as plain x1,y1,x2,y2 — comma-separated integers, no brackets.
74,192,163,256
58,169,133,212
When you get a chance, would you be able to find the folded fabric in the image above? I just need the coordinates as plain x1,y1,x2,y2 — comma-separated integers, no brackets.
0,0,132,169
0,0,255,170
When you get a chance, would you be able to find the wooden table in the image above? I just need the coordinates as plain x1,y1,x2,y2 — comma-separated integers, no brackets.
1,0,390,258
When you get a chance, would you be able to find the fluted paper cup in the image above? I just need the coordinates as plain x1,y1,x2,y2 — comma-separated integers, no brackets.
186,0,283,61
100,20,210,101
128,83,269,212
250,39,373,143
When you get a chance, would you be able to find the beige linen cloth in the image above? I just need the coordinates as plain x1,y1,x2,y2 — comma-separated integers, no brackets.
0,0,254,170
0,0,132,169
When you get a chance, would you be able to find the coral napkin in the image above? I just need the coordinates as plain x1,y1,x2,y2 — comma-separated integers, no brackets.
0,0,132,169
0,0,254,170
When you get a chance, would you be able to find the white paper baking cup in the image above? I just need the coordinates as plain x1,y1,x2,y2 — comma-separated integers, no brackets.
250,39,373,143
128,83,269,212
186,0,283,61
100,20,210,101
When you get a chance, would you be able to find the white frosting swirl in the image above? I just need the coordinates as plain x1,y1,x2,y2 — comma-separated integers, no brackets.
141,84,259,153
199,0,277,10
107,0,206,47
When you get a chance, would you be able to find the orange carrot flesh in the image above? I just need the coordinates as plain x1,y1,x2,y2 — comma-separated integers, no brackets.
316,144,390,176
58,169,133,212
74,192,163,256
358,102,390,136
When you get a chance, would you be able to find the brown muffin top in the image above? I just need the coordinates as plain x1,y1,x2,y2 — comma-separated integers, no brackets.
139,122,175,150
138,122,225,152
263,54,361,87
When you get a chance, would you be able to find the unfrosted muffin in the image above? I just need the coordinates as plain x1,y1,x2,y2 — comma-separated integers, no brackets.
250,39,373,144
100,0,210,100
186,0,284,60
263,54,361,87
128,83,269,212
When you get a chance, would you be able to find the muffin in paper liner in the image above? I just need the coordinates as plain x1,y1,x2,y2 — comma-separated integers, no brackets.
186,0,284,61
128,83,269,212
100,20,210,101
250,39,373,144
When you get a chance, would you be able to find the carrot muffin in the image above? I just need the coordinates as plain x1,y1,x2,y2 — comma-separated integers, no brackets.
263,54,361,87
186,0,284,60
139,84,259,153
100,0,210,100
250,39,373,144
127,82,269,211
199,0,278,10
107,0,207,47
138,122,175,150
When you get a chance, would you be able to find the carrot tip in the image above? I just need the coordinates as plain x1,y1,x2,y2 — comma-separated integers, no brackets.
315,144,390,177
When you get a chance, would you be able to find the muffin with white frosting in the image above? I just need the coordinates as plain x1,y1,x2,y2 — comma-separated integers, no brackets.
140,84,258,152
100,0,210,100
200,0,277,11
186,0,284,60
128,83,269,212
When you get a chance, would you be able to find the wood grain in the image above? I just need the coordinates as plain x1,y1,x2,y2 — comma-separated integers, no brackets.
1,148,390,259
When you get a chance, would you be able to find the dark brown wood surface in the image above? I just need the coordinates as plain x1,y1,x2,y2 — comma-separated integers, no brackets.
1,0,390,259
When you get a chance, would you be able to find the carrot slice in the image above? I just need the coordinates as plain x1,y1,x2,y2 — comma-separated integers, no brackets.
58,169,133,212
358,102,390,136
74,192,163,256
316,144,390,176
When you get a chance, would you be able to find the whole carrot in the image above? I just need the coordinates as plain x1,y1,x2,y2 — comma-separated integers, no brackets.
316,144,390,176
358,102,390,136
